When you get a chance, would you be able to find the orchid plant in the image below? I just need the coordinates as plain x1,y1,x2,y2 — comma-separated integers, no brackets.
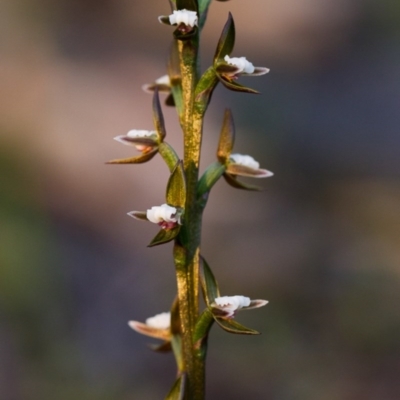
109,1,272,398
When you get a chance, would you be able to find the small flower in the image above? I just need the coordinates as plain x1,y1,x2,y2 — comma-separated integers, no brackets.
114,129,158,154
128,312,171,341
212,295,268,319
219,55,270,80
227,153,274,179
224,55,255,74
145,312,171,329
142,75,171,94
158,9,198,38
168,9,198,28
230,154,259,170
146,203,182,230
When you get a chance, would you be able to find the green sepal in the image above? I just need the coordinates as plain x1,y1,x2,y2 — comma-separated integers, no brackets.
176,0,197,12
159,142,180,172
217,109,235,163
193,308,214,344
193,309,214,360
215,317,260,335
153,88,167,140
199,256,220,306
166,161,186,208
214,12,235,63
168,42,183,116
197,162,226,199
170,297,184,371
165,374,186,400
148,226,181,247
194,66,218,115
223,173,261,191
149,341,172,353
226,164,272,177
198,0,212,29
218,76,260,94
106,148,158,164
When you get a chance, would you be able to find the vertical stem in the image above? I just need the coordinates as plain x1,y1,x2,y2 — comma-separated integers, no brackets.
174,37,206,399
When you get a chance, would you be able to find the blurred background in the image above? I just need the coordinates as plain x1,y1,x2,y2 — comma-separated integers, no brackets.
1,0,400,399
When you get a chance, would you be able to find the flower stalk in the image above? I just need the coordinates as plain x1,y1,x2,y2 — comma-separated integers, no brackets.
110,2,272,399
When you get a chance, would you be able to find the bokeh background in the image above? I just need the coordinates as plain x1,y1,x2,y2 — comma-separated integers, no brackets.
1,0,400,399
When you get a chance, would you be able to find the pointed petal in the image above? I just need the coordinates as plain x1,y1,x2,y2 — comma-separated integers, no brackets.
199,256,220,306
106,149,158,164
128,321,171,340
152,89,167,140
214,13,235,63
165,374,186,400
215,318,260,335
158,15,172,25
127,211,148,221
217,109,235,163
226,164,274,178
148,226,181,247
250,66,270,76
218,76,260,94
113,136,157,147
223,173,261,191
245,299,269,310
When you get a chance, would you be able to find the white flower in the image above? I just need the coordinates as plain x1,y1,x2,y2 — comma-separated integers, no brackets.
145,312,171,329
212,295,269,318
114,130,157,152
230,154,260,170
128,312,171,341
169,9,198,27
224,55,255,74
155,75,171,85
146,203,181,229
126,129,156,138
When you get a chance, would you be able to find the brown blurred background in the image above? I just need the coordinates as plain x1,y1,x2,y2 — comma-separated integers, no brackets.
1,0,400,399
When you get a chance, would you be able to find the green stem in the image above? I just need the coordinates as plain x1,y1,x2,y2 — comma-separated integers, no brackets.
173,37,206,400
